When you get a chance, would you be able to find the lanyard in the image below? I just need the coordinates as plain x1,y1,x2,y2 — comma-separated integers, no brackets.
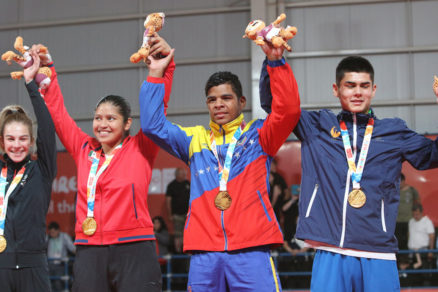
0,165,27,236
339,114,374,189
86,144,122,218
209,122,245,191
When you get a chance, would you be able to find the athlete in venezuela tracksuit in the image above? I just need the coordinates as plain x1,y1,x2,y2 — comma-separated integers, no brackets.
260,58,438,291
140,58,300,291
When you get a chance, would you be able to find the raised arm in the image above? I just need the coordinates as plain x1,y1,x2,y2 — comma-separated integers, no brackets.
258,44,301,156
23,49,57,181
139,50,193,163
137,34,176,163
148,33,175,114
38,47,89,158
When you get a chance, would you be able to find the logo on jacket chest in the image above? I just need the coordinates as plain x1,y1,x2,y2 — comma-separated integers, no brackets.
330,126,341,138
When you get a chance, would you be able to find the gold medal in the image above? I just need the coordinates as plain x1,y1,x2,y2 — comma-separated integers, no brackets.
348,189,366,208
215,191,232,211
82,217,97,236
0,235,6,253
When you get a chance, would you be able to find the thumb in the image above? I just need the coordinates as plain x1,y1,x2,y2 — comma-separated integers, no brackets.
164,48,175,64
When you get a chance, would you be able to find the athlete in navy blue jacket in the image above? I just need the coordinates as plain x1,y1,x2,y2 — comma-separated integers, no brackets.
260,55,438,291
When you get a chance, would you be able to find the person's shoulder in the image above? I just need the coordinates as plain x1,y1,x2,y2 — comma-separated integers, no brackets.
180,124,210,137
423,215,434,224
319,108,336,115
273,172,287,186
408,185,419,193
301,108,336,120
168,179,178,185
60,232,72,240
376,116,407,128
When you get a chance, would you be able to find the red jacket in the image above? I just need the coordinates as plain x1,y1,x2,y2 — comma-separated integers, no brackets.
43,61,174,245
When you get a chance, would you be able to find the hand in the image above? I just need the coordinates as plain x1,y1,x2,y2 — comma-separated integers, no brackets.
147,48,175,78
148,33,171,57
33,44,52,65
260,42,284,61
23,48,40,83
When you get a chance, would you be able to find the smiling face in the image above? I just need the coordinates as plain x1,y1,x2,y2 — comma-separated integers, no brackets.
1,121,33,163
333,72,376,114
93,102,132,152
206,83,246,126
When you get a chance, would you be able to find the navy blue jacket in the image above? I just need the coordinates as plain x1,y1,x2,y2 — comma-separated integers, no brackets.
260,59,438,253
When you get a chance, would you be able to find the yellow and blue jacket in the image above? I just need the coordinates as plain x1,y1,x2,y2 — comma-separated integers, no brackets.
140,59,300,252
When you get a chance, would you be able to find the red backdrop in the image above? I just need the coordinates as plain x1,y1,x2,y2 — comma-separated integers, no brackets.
47,136,438,238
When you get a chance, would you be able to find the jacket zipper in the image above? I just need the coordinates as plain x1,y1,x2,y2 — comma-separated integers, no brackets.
221,211,228,250
219,125,228,250
305,184,319,217
7,167,26,269
339,170,352,248
99,183,103,245
340,116,357,248
381,199,387,232
132,184,138,219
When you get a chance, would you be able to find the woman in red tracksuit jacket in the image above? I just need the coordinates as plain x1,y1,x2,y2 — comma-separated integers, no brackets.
40,36,174,292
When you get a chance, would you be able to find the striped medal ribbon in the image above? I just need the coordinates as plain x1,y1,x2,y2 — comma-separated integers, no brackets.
0,164,27,252
209,122,245,211
339,114,374,208
83,143,122,236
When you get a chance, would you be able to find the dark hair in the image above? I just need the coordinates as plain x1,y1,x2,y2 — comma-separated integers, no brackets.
401,173,405,182
152,216,167,232
205,71,243,98
0,105,34,152
412,204,423,213
48,221,60,230
95,95,131,136
336,56,374,86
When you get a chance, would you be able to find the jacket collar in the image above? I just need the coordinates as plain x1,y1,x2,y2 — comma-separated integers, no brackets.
337,108,377,124
87,135,131,152
209,113,245,136
2,153,31,171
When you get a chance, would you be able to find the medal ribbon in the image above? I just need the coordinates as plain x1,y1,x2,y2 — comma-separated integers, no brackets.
209,122,245,191
0,165,27,236
339,115,374,189
86,144,122,218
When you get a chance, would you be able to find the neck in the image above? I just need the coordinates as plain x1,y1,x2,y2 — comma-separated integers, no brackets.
345,108,370,115
4,154,30,167
101,140,123,155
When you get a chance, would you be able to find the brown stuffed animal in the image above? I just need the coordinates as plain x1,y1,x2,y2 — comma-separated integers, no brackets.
243,13,297,52
130,12,165,63
1,36,52,89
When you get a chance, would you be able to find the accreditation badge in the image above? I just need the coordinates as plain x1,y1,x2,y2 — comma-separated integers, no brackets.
214,191,232,211
82,217,97,236
348,189,366,208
